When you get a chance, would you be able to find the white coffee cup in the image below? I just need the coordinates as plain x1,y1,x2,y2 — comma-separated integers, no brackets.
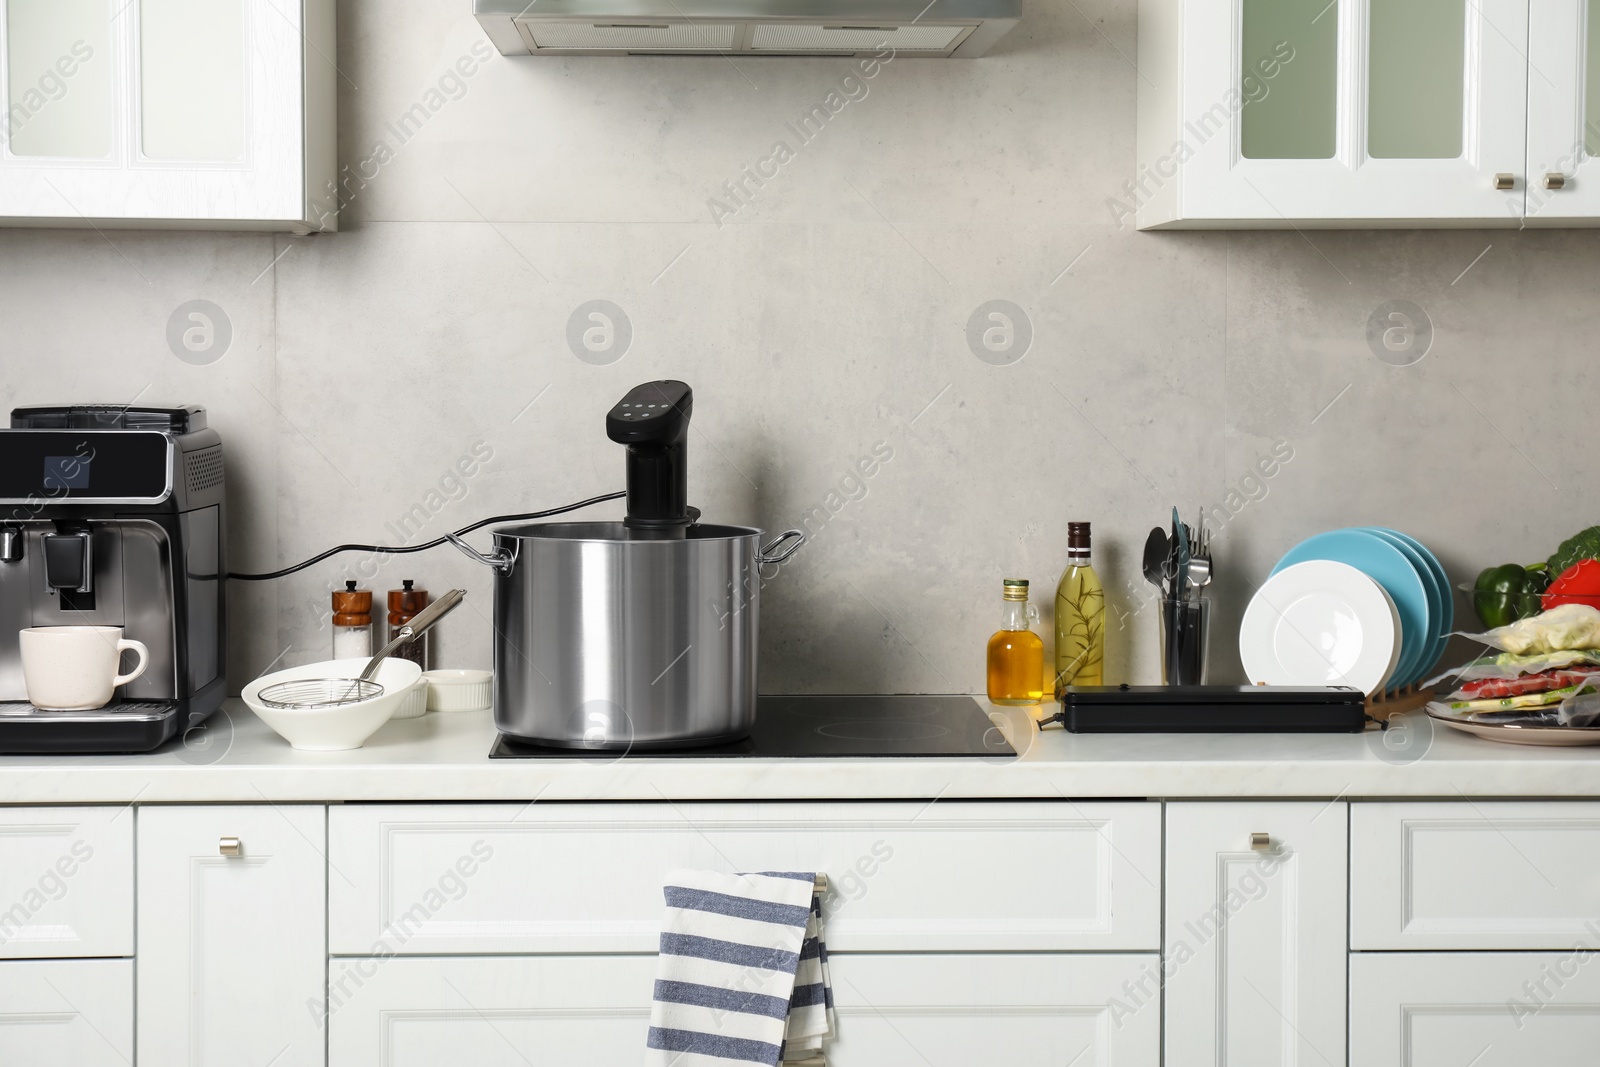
20,626,150,711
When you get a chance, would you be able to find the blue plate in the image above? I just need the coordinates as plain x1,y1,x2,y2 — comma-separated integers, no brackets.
1270,530,1431,693
1366,527,1453,685
1359,528,1446,688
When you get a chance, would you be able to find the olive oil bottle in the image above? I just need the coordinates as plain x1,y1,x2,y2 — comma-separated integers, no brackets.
1053,522,1105,694
987,579,1045,705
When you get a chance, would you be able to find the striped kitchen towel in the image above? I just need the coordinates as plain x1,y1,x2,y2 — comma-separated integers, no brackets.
646,869,834,1066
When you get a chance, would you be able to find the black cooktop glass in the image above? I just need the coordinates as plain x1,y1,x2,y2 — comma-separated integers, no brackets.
488,695,1015,759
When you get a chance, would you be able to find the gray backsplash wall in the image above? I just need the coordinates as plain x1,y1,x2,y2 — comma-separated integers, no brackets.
1,0,1593,695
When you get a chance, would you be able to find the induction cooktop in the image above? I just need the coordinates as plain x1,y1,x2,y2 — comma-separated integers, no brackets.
488,695,1015,759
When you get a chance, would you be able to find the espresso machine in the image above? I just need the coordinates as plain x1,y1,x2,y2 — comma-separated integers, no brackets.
0,405,226,753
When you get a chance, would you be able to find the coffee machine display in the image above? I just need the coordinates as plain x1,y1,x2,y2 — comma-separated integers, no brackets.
0,405,226,753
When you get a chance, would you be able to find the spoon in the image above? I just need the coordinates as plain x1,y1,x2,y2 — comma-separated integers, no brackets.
1186,555,1212,602
1143,527,1170,589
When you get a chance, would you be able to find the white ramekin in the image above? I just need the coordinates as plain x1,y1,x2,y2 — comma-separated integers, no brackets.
388,680,429,720
421,669,493,713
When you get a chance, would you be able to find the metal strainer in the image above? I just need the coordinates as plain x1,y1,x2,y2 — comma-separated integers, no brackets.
258,677,385,710
257,589,466,710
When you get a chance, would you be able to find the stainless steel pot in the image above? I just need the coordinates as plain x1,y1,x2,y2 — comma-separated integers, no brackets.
451,522,803,749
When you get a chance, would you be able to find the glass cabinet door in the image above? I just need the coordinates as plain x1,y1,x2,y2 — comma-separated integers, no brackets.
1526,0,1600,222
1175,0,1530,223
1239,0,1338,161
4,0,116,160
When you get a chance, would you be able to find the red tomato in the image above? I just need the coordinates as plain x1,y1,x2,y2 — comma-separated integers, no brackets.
1542,558,1600,610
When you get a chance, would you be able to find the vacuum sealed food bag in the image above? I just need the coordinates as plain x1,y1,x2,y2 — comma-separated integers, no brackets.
1438,668,1600,703
1428,648,1600,686
1558,689,1600,727
1456,603,1600,656
1440,679,1599,715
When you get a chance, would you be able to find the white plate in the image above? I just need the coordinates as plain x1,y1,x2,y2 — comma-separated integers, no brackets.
1426,709,1600,746
1372,582,1404,693
1240,560,1400,695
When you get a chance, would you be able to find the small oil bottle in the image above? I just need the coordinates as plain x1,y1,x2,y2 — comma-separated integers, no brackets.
1053,521,1105,695
987,579,1045,706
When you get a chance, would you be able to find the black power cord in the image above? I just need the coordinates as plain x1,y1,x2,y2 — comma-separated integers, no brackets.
226,491,626,581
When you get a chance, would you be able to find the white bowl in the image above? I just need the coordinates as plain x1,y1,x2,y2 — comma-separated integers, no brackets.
243,658,424,751
421,669,493,713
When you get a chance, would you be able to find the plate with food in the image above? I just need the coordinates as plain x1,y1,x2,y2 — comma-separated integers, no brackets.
1425,707,1600,747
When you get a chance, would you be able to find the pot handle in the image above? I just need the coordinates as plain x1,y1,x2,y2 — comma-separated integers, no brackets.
446,532,518,575
757,529,805,567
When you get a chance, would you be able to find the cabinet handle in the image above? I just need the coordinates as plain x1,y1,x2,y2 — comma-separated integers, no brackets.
1545,172,1568,190
1493,173,1516,191
1250,832,1271,851
219,837,242,857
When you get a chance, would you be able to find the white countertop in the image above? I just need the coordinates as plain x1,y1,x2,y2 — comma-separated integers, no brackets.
0,699,1597,803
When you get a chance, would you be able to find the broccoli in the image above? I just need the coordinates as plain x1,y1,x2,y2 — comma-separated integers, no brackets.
1549,526,1600,578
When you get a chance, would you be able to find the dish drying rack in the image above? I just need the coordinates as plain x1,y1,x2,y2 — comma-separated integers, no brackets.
1366,682,1434,721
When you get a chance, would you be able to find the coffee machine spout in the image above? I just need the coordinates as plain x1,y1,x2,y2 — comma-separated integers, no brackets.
0,528,21,564
43,531,94,594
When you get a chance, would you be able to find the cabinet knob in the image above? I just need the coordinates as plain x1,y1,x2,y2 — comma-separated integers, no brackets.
219,837,242,857
1250,832,1271,851
1493,173,1516,191
1545,172,1568,190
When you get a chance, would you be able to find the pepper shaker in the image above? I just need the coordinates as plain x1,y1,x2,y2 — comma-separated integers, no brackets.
387,580,431,670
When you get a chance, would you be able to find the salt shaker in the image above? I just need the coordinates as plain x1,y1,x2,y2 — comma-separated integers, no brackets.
331,581,373,659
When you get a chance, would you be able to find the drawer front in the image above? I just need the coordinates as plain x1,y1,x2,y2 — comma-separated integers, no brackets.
0,959,134,1065
329,801,1162,954
1350,952,1600,1066
1352,801,1600,949
0,806,133,959
328,953,1161,1066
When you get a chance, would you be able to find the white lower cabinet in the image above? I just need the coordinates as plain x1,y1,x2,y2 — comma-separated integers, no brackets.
137,805,328,1067
327,953,1161,1066
8,794,1597,1065
0,959,133,1065
1165,801,1348,1067
1350,952,1600,1065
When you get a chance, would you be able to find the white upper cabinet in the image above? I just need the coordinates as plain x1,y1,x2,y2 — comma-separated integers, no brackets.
1526,0,1600,221
0,0,336,230
1136,0,1575,226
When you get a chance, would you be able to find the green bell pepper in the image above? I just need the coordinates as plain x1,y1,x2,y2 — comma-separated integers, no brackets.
1473,563,1551,629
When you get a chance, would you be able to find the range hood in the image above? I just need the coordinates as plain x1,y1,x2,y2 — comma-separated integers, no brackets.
474,0,1020,57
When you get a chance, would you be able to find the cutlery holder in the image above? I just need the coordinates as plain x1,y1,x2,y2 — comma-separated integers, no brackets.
1159,596,1210,686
